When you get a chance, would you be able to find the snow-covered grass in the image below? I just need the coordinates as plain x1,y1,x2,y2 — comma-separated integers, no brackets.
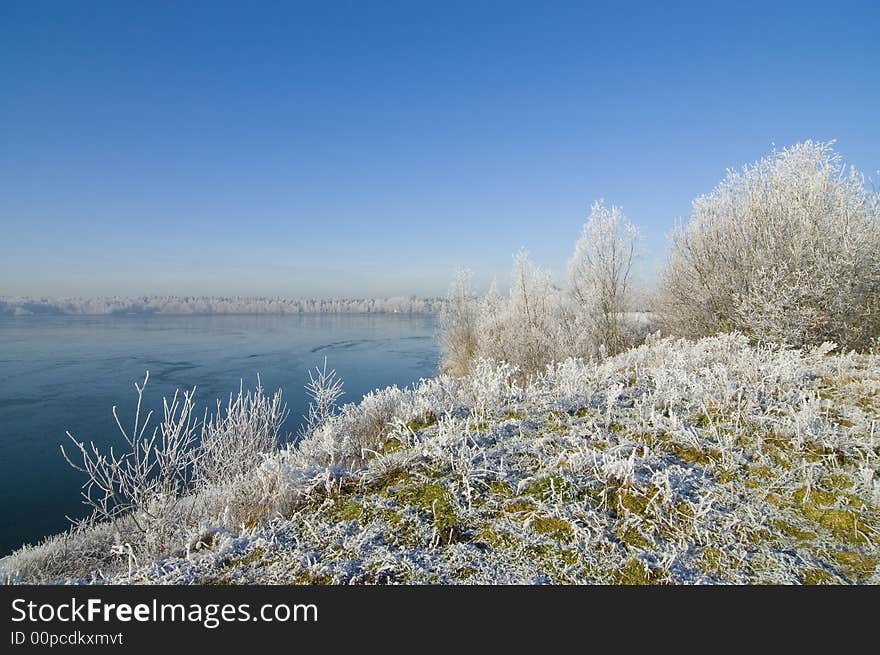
3,333,878,584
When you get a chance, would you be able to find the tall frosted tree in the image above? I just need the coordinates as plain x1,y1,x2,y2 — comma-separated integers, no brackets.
568,201,639,356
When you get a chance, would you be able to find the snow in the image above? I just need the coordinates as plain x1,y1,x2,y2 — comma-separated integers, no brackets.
3,333,878,584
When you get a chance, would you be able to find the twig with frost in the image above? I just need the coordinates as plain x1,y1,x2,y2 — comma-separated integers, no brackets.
195,376,288,487
299,357,344,439
61,372,200,533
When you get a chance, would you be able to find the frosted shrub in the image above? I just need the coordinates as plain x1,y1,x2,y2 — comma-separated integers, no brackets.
297,358,344,439
61,372,287,551
468,358,520,417
297,384,416,466
341,386,407,459
410,374,462,418
540,357,594,406
194,379,288,487
659,140,880,350
439,269,479,377
61,373,200,533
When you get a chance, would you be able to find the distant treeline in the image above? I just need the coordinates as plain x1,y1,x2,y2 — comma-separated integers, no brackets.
0,295,444,316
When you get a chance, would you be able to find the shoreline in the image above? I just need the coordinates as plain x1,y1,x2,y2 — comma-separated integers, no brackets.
4,333,877,584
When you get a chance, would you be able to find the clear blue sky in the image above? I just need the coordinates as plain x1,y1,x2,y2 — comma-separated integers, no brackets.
2,1,878,297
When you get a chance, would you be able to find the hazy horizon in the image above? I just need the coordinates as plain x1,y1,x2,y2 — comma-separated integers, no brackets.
2,1,878,298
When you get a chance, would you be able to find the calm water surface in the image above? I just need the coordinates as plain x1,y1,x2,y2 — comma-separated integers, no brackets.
0,313,439,554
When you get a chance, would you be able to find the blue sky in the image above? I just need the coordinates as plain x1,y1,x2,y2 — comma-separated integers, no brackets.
2,1,878,297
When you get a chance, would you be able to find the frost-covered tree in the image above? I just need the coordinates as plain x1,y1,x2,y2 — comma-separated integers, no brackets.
505,250,561,375
439,269,479,376
439,208,648,377
0,295,445,316
441,254,566,378
659,140,880,350
474,278,510,365
568,201,639,356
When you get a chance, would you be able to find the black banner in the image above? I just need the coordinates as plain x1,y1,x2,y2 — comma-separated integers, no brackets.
0,585,872,650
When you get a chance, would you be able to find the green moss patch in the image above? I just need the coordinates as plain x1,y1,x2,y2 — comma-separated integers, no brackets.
405,412,438,432
396,481,460,532
803,568,838,585
531,516,574,541
613,559,663,585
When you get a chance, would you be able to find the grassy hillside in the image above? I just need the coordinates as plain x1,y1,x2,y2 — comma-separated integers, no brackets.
3,333,878,584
